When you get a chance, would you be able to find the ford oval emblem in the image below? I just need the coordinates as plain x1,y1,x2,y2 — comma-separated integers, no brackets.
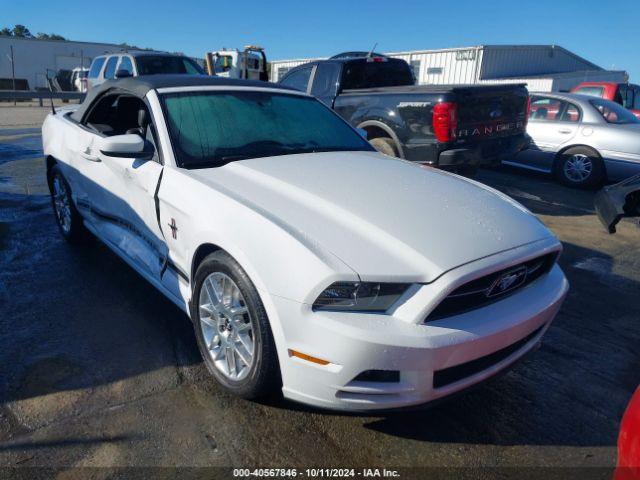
489,108,503,119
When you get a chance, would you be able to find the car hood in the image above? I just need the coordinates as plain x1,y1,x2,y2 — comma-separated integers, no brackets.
189,151,554,282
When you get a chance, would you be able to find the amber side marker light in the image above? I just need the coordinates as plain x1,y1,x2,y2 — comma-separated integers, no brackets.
288,349,330,365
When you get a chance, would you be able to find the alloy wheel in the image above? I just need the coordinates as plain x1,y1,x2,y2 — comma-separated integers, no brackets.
52,175,72,234
564,154,593,183
198,272,255,381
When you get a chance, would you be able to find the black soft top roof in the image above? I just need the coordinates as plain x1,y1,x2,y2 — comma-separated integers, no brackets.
71,74,293,121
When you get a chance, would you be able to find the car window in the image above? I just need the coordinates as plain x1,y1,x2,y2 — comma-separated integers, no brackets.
103,56,119,79
619,85,634,109
341,59,414,90
134,55,204,75
279,67,313,92
118,56,134,76
590,98,640,124
84,94,150,136
214,55,233,73
573,86,604,98
635,87,640,110
88,57,106,79
162,91,374,169
529,96,580,122
311,63,341,99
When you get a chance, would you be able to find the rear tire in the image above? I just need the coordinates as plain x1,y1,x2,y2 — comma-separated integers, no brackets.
370,137,399,158
48,165,89,244
191,251,280,399
554,147,604,189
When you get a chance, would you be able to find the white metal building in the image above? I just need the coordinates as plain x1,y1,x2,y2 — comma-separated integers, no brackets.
270,45,628,91
0,35,123,89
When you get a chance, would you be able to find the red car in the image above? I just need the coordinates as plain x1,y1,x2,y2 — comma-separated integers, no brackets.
616,386,640,479
571,82,640,119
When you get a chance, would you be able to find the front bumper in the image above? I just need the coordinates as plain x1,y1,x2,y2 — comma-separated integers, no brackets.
272,240,568,411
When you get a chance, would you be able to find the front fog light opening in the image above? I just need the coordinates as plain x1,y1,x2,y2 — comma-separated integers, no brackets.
312,282,411,312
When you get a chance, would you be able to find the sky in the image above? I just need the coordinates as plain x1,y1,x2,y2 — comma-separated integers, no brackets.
3,0,638,81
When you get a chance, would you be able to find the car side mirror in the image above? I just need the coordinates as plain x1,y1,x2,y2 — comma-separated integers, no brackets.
99,134,154,160
115,69,133,79
356,128,368,139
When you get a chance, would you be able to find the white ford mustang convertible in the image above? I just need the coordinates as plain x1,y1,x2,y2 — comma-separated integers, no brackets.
42,75,569,411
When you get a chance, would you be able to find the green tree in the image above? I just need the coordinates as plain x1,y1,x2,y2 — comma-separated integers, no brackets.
0,27,12,36
36,32,66,40
11,24,33,38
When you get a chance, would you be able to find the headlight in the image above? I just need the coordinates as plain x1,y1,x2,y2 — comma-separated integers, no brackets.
312,282,411,312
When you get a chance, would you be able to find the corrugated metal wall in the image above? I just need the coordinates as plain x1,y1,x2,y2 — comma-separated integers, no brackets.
0,36,120,89
269,45,618,91
479,45,601,79
389,47,482,85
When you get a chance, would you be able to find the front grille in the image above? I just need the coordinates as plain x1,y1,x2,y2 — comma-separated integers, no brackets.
432,325,544,389
425,253,557,322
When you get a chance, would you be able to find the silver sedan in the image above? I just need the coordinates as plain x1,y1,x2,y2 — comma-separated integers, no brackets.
504,92,640,188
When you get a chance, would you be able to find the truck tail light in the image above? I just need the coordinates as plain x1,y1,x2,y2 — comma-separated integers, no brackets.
433,102,458,143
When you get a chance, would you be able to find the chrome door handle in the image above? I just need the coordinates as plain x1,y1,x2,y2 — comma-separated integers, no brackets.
558,129,572,134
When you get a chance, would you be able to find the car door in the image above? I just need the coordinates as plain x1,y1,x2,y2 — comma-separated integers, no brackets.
517,96,581,171
97,96,167,278
68,93,123,229
74,94,167,277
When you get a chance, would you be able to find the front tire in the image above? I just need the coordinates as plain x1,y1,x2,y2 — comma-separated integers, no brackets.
554,147,604,189
191,251,280,399
48,165,89,243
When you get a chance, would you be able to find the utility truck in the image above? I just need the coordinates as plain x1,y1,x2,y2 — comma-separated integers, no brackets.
205,46,268,81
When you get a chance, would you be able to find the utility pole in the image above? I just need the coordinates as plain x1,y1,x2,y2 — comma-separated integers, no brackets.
10,45,16,106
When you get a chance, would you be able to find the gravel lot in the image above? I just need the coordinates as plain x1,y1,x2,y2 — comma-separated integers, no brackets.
0,106,638,477
0,101,79,129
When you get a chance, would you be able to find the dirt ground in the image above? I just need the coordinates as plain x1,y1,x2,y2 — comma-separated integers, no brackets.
0,106,638,478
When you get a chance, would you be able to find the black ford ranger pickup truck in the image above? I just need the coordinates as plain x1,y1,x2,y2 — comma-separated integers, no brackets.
278,52,530,171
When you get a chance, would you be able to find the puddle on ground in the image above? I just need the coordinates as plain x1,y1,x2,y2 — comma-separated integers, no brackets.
0,140,43,164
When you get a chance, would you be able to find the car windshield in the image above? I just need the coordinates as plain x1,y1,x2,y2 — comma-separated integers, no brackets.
590,98,640,124
162,91,374,168
135,55,204,75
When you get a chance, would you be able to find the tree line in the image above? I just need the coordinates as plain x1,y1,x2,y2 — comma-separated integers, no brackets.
1,24,66,41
